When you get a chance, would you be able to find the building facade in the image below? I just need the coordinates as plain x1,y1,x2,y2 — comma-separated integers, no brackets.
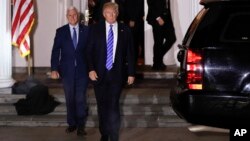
0,0,202,88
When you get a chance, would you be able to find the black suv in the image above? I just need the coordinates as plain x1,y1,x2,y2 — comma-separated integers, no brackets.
170,0,250,128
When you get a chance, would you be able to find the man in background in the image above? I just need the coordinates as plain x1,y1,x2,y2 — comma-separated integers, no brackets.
146,0,176,70
124,0,144,65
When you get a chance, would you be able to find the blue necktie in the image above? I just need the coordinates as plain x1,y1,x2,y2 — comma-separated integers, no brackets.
106,25,114,70
73,27,77,49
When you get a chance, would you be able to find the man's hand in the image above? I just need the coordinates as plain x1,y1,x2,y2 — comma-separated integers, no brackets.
157,17,165,26
89,70,98,81
129,21,135,28
51,71,60,79
127,76,135,85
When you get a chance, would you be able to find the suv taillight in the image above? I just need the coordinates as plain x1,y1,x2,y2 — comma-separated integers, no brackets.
186,49,203,90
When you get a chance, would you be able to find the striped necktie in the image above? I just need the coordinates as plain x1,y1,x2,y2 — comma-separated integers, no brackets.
72,27,77,49
106,25,114,70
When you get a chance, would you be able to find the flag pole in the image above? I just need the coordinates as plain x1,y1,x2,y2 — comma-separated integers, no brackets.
27,54,31,77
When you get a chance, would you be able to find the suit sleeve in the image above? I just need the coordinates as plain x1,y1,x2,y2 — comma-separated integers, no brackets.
126,27,136,76
51,29,62,71
86,25,95,72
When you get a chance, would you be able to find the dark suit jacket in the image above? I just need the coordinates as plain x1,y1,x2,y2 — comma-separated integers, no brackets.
51,24,89,80
146,0,169,25
124,0,144,22
86,21,135,85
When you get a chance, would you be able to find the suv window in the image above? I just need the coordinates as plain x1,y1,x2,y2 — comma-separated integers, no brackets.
190,4,250,48
222,13,250,42
182,8,208,45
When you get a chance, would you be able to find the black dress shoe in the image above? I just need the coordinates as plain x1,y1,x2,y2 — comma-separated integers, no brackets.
100,135,109,141
65,126,77,133
159,64,167,70
152,64,166,71
77,126,87,136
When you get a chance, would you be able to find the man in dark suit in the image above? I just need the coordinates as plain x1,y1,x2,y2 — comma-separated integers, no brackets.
124,0,144,65
146,0,176,70
50,6,89,136
86,2,135,141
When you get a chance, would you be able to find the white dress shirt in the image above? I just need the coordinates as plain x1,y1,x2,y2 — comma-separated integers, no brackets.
69,24,79,44
105,21,118,63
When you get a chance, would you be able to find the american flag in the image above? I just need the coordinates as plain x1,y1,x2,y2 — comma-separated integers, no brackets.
12,0,35,57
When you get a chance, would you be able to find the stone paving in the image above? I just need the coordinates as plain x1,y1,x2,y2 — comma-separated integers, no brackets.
0,65,230,141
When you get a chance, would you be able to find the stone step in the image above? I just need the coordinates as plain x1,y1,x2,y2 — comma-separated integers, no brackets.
12,65,178,81
55,104,176,116
0,103,176,116
0,115,189,128
34,78,177,89
0,88,171,105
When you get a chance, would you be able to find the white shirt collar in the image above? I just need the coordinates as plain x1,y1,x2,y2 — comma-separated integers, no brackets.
105,21,117,28
69,23,79,29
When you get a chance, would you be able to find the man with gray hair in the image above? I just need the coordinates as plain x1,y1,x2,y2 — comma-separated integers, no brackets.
50,6,89,136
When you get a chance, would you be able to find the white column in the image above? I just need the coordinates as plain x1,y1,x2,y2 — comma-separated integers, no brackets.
80,0,88,12
57,0,68,27
0,0,15,89
144,0,153,65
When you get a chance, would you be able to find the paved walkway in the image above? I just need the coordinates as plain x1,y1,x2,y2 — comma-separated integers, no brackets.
0,127,229,141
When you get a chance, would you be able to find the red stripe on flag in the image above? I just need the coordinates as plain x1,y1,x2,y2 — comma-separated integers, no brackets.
23,39,29,51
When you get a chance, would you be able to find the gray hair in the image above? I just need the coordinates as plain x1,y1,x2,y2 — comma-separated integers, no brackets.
66,6,79,15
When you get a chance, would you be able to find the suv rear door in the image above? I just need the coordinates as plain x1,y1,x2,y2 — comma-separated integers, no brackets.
180,2,250,93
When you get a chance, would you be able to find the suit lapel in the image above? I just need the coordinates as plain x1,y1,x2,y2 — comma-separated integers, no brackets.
100,22,107,58
102,22,107,47
114,23,123,62
77,25,84,50
117,23,122,49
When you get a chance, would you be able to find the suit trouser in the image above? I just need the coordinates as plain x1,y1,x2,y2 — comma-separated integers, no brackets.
62,71,88,127
151,23,171,67
129,19,144,62
94,71,123,141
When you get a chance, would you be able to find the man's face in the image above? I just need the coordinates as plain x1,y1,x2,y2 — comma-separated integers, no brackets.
67,9,79,26
103,7,118,24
